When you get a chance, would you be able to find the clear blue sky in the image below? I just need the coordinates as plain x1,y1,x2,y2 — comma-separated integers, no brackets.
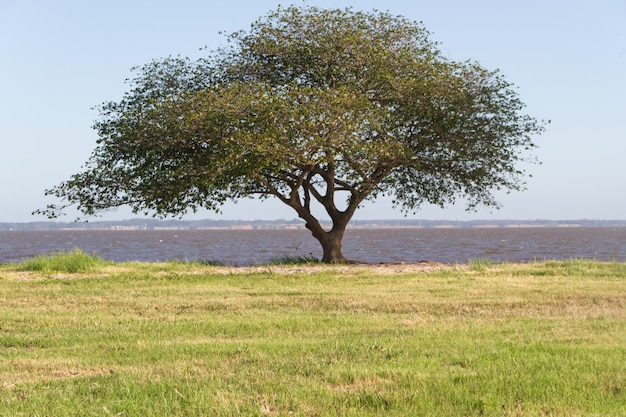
1,0,624,222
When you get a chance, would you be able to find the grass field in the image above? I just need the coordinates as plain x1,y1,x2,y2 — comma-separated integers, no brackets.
0,252,625,416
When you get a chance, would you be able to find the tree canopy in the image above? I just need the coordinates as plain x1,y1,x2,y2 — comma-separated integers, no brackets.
38,6,546,262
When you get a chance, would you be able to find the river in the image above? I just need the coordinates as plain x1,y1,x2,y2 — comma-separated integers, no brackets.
1,227,624,265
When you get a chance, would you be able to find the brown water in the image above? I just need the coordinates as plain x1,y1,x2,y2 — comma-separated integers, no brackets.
1,228,624,265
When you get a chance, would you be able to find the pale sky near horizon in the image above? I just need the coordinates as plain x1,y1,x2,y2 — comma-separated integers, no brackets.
1,0,625,223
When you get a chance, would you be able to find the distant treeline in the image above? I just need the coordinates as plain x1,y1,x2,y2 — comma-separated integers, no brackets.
2,218,626,231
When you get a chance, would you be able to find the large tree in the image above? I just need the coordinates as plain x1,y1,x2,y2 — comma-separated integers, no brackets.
39,6,545,263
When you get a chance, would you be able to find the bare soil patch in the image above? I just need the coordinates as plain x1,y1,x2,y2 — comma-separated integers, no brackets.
210,260,457,275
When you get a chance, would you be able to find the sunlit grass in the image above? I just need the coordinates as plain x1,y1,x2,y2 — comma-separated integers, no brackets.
0,260,624,415
16,248,111,274
467,257,496,271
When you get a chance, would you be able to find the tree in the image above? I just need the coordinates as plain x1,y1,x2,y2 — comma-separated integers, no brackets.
38,6,546,263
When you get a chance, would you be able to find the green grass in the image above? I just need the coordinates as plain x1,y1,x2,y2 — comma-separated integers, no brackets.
16,248,111,274
266,254,320,265
467,257,496,272
0,259,624,416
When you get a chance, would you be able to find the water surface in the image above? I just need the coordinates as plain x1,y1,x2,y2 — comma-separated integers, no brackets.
1,227,624,265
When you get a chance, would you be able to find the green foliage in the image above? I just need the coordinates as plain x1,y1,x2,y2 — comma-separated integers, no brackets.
37,5,546,262
18,248,110,274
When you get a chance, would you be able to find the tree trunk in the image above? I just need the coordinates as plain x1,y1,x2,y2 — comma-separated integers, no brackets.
291,188,359,263
319,228,348,263
304,219,349,263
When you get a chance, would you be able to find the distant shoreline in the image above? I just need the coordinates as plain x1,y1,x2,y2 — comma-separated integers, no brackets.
2,218,626,231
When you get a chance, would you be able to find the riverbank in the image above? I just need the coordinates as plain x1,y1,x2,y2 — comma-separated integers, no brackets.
1,259,625,415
